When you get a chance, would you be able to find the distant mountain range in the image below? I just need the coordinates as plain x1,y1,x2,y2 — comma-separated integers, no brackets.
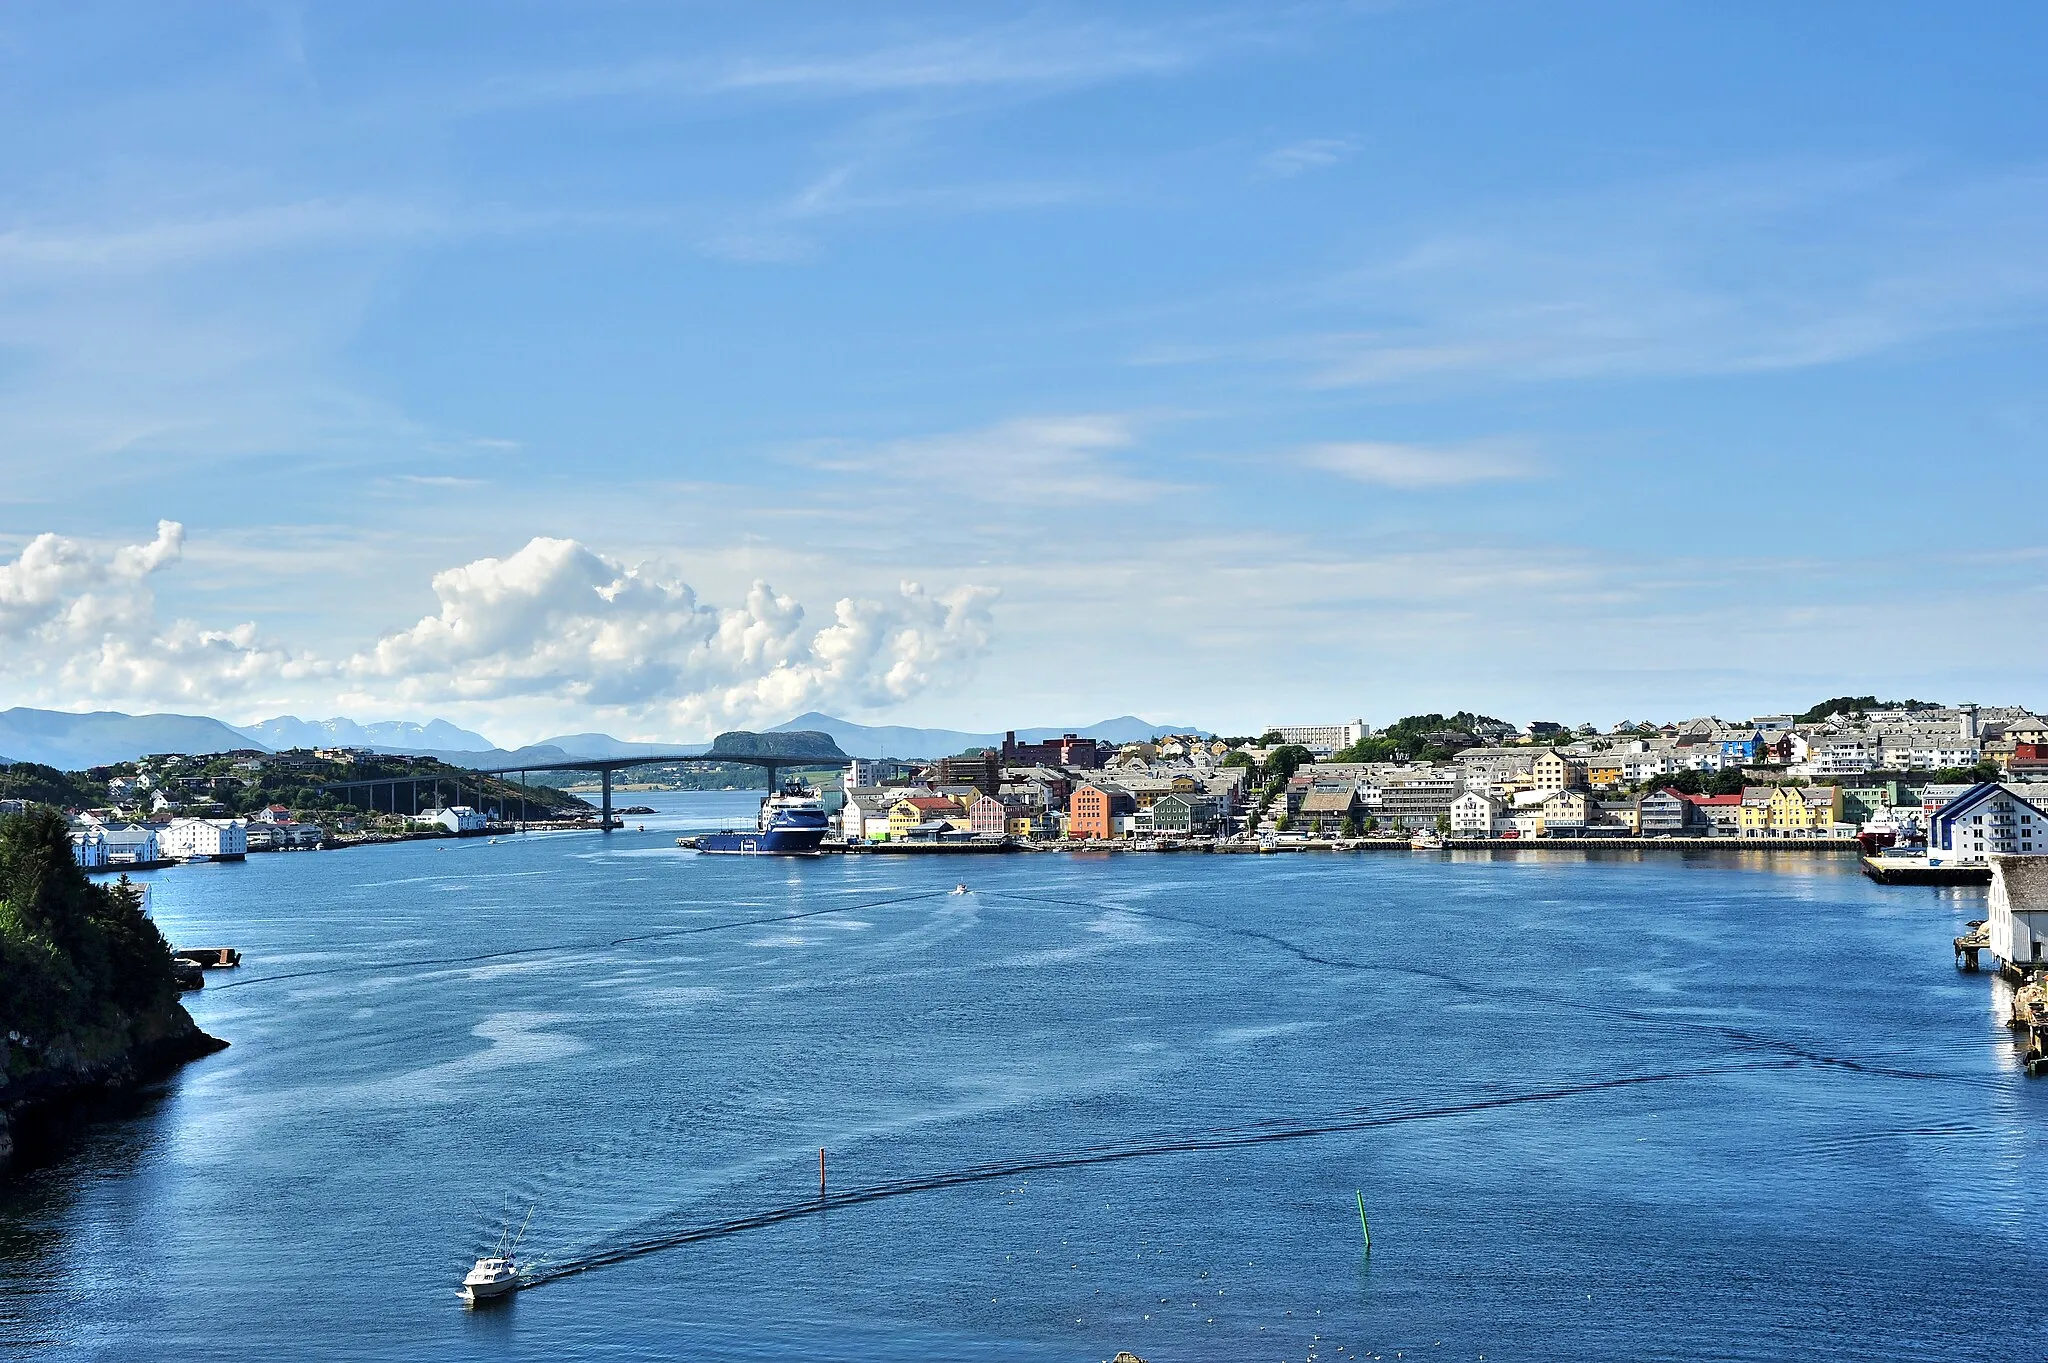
768,711,1208,758
0,706,1205,769
233,715,499,752
0,708,262,770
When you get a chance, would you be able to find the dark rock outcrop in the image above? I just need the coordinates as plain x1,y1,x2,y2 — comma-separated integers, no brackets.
0,1006,226,1177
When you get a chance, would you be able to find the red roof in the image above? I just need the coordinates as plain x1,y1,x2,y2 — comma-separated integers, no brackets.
1682,793,1742,806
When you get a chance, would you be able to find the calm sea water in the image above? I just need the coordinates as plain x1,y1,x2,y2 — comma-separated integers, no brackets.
3,791,2044,1361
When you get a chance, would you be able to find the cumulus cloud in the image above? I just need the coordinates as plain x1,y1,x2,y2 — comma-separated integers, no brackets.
347,537,997,730
0,520,317,706
1303,440,1536,489
0,527,995,731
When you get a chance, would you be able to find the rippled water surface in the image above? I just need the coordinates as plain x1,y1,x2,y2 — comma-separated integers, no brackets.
4,792,2045,1361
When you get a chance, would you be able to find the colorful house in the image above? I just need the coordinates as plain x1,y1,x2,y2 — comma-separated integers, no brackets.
1067,783,1136,839
967,795,1008,837
889,796,962,839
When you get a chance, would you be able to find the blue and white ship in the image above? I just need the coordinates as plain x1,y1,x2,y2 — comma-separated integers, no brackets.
698,780,831,855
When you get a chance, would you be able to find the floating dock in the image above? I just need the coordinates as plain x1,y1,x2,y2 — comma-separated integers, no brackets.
1861,854,1991,885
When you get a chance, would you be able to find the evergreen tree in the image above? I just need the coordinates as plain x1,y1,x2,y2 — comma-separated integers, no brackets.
0,809,179,1041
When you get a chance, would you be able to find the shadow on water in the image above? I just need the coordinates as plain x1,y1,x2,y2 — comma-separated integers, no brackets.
0,1077,185,1344
0,1074,180,1186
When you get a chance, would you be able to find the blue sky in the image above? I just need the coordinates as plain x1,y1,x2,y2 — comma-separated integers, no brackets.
1,2,2044,743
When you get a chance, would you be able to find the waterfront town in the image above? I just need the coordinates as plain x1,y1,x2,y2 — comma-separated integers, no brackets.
834,700,2048,862
8,696,2047,872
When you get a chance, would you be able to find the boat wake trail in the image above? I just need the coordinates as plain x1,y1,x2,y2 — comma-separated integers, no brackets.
517,1061,1782,1290
209,888,954,992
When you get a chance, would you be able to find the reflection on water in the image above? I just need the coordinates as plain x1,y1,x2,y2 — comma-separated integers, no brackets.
3,794,2046,1362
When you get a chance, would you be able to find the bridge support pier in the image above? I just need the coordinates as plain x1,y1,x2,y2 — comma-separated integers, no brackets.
602,768,614,831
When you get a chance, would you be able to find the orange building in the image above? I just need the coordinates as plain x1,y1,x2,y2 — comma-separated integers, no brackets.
1067,783,1135,839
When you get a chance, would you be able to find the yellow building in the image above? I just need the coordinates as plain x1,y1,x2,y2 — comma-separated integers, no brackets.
1740,784,1845,836
1531,749,1585,794
1540,789,1590,832
1585,758,1626,791
889,796,962,838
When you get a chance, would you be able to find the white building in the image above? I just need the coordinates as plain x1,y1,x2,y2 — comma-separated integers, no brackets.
1987,854,2048,970
160,817,249,860
417,806,487,833
1449,791,1504,836
1790,736,1878,777
1262,721,1369,755
69,828,107,868
101,824,160,864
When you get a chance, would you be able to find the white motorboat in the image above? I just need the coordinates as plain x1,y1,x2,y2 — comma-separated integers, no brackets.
950,883,970,895
462,1254,521,1302
462,1208,532,1304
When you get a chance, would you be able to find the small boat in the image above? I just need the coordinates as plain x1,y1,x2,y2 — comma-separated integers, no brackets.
462,1254,521,1303
463,1209,532,1304
951,883,970,895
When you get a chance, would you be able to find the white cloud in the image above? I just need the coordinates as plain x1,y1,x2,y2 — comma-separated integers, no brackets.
0,527,996,734
0,521,320,707
1303,440,1535,488
1260,138,1356,179
798,413,1178,505
345,537,997,732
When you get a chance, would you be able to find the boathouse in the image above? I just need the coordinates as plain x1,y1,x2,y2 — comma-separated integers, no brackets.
1987,853,2048,971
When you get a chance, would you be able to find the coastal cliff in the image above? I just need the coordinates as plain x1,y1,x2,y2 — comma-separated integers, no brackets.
0,808,226,1176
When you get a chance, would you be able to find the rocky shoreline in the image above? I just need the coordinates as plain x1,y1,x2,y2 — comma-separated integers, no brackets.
0,1009,227,1177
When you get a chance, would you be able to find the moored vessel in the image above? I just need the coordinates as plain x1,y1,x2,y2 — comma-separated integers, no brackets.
698,780,830,855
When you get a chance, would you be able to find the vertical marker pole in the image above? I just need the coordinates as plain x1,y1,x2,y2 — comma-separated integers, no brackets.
820,1148,827,1197
1357,1191,1370,1252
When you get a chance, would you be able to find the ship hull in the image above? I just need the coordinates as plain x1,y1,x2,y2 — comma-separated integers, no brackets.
698,827,828,855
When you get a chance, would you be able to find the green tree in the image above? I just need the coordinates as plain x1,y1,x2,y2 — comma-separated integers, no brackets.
1263,745,1315,784
1273,813,1292,832
1435,813,1452,837
0,809,180,1041
1220,750,1255,771
1339,814,1361,838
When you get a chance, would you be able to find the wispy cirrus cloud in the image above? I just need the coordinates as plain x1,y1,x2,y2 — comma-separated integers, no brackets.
1145,160,2048,389
1259,137,1356,179
793,413,1182,506
461,19,1197,111
1303,439,1536,488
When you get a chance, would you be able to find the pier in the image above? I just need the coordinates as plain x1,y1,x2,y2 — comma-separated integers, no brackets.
1955,921,1989,970
1862,853,1991,885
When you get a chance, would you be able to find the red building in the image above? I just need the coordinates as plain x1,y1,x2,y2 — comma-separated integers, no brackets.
1002,731,1108,770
